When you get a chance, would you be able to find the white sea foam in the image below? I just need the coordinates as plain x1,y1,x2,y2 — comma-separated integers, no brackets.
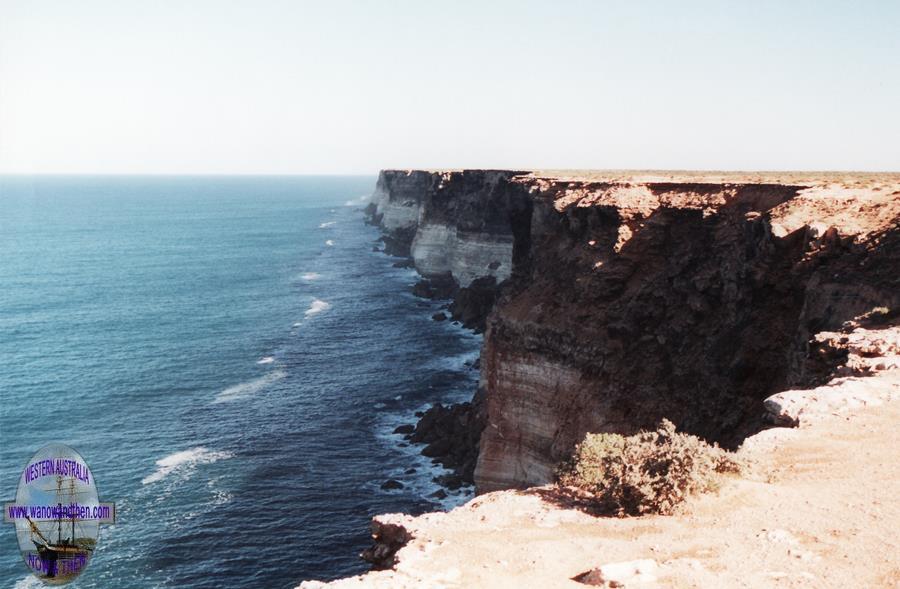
207,478,233,506
305,299,331,316
344,195,369,206
374,408,475,511
427,349,481,372
292,322,303,327
14,576,43,589
301,272,320,281
319,221,336,228
256,356,275,365
213,370,287,403
141,447,234,485
325,240,335,246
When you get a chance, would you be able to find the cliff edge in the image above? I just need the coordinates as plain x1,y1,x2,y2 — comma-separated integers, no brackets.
302,395,900,588
301,170,900,588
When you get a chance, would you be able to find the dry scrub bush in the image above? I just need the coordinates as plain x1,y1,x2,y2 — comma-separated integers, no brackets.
557,419,742,516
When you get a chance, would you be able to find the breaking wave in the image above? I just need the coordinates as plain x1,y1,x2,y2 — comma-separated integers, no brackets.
142,447,234,485
305,299,331,316
213,370,287,403
344,194,369,206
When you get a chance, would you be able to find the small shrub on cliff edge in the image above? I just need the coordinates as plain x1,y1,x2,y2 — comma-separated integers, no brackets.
557,419,742,516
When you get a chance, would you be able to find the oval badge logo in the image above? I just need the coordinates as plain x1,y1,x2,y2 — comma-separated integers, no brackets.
4,443,115,584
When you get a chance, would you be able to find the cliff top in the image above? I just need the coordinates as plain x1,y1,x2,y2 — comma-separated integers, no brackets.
379,168,900,239
527,169,900,189
383,168,900,190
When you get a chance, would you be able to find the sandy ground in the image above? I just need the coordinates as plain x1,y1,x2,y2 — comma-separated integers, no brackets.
406,169,900,191
302,393,899,588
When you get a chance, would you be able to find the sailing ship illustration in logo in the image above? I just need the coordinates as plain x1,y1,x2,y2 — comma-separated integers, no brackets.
4,443,115,585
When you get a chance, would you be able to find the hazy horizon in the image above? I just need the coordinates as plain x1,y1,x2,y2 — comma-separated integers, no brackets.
2,0,899,174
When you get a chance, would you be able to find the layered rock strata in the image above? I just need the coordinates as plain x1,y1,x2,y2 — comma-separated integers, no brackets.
370,170,900,494
368,170,531,287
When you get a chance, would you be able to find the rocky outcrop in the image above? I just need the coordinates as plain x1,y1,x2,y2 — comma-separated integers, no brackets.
370,170,900,494
359,515,415,570
448,276,498,332
402,390,487,488
763,324,900,427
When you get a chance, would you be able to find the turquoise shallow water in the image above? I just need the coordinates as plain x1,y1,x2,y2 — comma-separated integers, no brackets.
0,176,480,588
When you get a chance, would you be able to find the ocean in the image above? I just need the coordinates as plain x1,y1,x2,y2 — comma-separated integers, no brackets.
0,176,480,588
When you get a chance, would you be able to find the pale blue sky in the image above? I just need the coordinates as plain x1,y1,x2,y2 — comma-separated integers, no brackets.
1,0,898,174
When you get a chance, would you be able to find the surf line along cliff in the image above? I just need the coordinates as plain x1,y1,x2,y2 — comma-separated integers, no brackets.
367,169,900,493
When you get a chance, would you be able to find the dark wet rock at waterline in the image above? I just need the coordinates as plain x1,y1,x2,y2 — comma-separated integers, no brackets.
433,473,464,490
411,274,458,300
408,390,487,486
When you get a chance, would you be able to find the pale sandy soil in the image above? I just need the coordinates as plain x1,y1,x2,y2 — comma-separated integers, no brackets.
407,169,900,191
527,169,900,190
302,390,899,588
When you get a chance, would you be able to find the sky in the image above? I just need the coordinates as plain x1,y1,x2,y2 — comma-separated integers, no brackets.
1,0,898,174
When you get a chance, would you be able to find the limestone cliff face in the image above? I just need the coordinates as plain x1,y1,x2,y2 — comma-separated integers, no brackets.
371,170,530,286
371,170,900,493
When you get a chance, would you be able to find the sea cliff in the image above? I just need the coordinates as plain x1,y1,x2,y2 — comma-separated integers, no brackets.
301,170,900,588
369,169,900,492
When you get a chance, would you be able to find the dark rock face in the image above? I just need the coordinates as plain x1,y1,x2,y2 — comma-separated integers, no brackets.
379,227,417,257
449,276,500,331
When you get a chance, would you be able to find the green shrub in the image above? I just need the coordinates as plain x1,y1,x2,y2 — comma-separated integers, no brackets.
556,419,742,516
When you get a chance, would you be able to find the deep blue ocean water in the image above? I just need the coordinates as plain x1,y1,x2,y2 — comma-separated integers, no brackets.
0,176,480,589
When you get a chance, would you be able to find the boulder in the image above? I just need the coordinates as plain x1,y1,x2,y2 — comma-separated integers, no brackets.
574,559,659,587
380,479,404,490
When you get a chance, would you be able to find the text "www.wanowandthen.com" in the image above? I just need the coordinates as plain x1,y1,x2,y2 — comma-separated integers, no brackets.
4,502,115,523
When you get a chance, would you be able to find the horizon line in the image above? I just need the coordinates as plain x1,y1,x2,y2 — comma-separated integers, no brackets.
2,168,900,177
